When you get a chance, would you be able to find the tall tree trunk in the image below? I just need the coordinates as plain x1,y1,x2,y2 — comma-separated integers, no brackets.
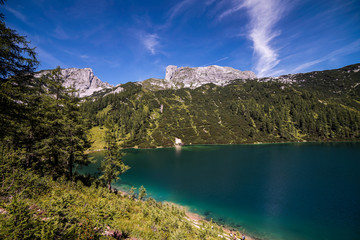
108,181,112,191
68,150,74,179
54,153,59,167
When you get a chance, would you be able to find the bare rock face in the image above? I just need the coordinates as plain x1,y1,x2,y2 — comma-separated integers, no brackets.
165,65,178,81
143,65,257,90
36,68,113,97
59,68,113,97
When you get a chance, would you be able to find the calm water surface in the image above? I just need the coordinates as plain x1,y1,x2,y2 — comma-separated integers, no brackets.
80,142,360,240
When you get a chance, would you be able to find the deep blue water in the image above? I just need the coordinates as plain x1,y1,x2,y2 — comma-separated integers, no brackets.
79,142,360,240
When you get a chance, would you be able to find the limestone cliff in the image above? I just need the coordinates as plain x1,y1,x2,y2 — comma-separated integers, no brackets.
36,68,113,97
141,65,257,90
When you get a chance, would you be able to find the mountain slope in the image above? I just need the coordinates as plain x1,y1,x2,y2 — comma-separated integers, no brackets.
81,64,360,148
260,63,360,97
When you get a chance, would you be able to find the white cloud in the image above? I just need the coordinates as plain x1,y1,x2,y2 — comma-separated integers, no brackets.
244,0,287,77
5,6,27,23
219,0,289,77
142,34,160,55
293,39,360,72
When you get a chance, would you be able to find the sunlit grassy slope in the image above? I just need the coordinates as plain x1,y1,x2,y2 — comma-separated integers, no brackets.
0,171,231,239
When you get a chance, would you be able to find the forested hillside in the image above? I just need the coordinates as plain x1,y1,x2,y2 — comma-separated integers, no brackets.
81,65,360,148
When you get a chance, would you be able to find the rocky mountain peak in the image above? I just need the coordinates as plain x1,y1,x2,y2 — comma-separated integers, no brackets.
165,65,178,81
161,65,257,89
36,68,113,97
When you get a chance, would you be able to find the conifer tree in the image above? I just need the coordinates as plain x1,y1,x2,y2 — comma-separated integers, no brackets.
0,1,38,140
100,127,129,191
34,67,91,177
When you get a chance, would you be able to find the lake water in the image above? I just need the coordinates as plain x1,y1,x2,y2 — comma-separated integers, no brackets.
80,142,360,240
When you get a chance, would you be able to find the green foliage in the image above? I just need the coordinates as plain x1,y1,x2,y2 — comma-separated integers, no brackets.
1,170,226,240
87,126,107,151
139,185,147,201
100,128,129,191
130,186,137,199
0,197,41,239
82,67,360,148
0,8,38,138
1,1,90,198
1,58,90,178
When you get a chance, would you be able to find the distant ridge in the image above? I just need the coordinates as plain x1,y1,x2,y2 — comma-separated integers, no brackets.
140,65,257,90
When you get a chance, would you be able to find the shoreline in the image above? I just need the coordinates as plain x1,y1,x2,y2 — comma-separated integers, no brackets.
183,206,258,240
84,148,106,154
86,139,360,153
115,187,258,240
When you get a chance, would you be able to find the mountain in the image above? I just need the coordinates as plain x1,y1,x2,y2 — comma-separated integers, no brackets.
36,68,113,97
35,65,257,97
81,63,360,149
34,64,360,148
36,65,257,97
35,63,360,101
140,65,257,90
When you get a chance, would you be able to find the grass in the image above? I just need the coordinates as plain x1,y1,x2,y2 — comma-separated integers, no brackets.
87,126,108,151
0,171,232,239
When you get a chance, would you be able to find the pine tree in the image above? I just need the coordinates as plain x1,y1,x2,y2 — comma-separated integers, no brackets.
0,2,39,140
100,128,129,191
34,68,91,177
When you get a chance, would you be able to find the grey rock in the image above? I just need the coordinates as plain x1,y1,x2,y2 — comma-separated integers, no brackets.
141,65,257,90
36,68,113,97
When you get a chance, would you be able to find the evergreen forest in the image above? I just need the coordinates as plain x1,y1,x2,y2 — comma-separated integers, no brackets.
81,65,360,149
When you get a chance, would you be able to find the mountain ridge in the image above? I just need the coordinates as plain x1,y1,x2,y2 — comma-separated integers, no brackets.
38,63,360,98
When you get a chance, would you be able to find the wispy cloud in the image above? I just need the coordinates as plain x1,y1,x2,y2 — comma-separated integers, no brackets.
218,3,245,21
293,39,360,72
206,0,217,6
5,6,27,23
202,56,229,66
64,50,120,68
53,25,70,40
82,23,107,39
161,0,195,29
36,47,67,68
141,33,160,55
219,0,289,77
244,0,287,77
80,54,90,59
167,0,194,22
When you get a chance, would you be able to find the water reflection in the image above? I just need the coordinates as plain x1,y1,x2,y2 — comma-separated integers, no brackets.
175,145,182,156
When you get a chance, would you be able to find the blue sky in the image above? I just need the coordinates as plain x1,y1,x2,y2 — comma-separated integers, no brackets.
2,0,360,85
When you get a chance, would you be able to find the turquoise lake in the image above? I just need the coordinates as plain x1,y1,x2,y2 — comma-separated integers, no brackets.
80,142,360,240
